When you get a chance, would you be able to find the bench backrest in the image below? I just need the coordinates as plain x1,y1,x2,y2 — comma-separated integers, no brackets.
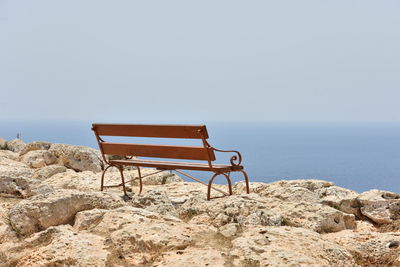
92,124,216,162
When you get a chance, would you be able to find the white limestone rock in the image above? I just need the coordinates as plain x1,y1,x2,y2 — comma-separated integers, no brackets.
324,229,400,266
32,165,67,180
8,189,124,236
20,150,57,168
229,226,356,266
0,150,18,161
0,225,109,266
19,141,51,156
0,157,34,180
48,143,103,172
357,189,400,224
6,139,26,153
178,194,283,227
130,188,178,217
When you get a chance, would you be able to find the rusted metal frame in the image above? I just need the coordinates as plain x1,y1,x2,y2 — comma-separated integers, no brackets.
92,127,110,166
174,169,231,197
102,168,165,188
207,172,233,200
202,138,214,170
212,147,242,166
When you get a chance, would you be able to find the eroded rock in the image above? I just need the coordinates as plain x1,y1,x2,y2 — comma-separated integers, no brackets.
6,139,26,153
20,150,57,168
32,165,67,180
8,189,124,236
49,144,103,172
230,226,356,266
0,225,109,266
358,189,400,224
130,188,177,217
19,141,51,156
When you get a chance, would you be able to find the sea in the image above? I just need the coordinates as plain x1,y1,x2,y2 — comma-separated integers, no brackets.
1,121,400,194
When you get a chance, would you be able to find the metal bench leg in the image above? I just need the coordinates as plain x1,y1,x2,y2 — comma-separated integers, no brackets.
239,170,250,194
137,166,143,195
207,173,233,200
100,165,113,191
117,166,128,197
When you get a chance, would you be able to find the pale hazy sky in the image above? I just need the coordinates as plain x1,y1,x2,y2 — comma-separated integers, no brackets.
1,1,399,123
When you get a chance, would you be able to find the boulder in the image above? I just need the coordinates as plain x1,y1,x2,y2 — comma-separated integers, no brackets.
229,226,356,266
48,143,103,172
0,150,18,161
324,229,400,266
358,189,400,224
131,170,183,186
32,165,67,180
19,141,51,156
153,248,227,267
0,176,53,198
316,185,360,216
0,157,34,179
20,150,57,168
8,189,124,236
6,139,26,153
268,200,356,233
130,188,177,217
0,225,109,266
234,179,360,216
0,138,6,149
74,206,212,266
178,194,283,227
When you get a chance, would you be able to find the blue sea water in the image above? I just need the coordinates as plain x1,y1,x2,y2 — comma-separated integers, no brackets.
1,121,400,193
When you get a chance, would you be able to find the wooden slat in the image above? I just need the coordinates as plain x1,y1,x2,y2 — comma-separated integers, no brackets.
92,124,209,139
109,159,243,172
101,143,216,161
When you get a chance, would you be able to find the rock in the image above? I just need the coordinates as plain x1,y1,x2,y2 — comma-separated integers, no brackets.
0,176,53,198
49,143,103,172
8,189,124,236
0,138,6,149
324,229,400,266
130,188,177,217
74,206,211,266
32,165,67,180
0,225,109,266
0,150,18,161
178,194,283,227
0,204,18,244
131,170,183,186
19,141,51,156
358,189,400,224
6,139,26,153
218,223,239,238
229,226,356,266
316,185,360,216
0,157,34,179
158,181,227,205
268,201,356,233
235,179,360,217
20,150,57,168
153,248,227,267
45,170,104,191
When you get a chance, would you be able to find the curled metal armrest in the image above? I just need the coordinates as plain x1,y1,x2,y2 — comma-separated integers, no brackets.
212,148,242,166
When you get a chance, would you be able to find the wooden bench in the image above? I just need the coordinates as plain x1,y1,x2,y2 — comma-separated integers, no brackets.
92,124,250,200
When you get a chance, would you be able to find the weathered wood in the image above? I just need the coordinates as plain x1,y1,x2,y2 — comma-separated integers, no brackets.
92,124,209,139
101,142,216,161
109,159,243,172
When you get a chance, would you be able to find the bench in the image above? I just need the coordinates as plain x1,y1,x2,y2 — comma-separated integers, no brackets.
92,124,250,200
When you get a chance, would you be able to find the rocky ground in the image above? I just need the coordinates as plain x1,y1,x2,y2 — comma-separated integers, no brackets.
1,137,400,266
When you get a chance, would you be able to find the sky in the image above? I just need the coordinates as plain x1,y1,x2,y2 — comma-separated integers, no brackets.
0,0,399,123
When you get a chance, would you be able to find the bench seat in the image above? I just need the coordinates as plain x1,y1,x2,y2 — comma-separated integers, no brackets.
109,159,244,172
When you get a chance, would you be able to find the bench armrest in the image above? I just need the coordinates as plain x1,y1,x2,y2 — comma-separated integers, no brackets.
212,148,242,166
